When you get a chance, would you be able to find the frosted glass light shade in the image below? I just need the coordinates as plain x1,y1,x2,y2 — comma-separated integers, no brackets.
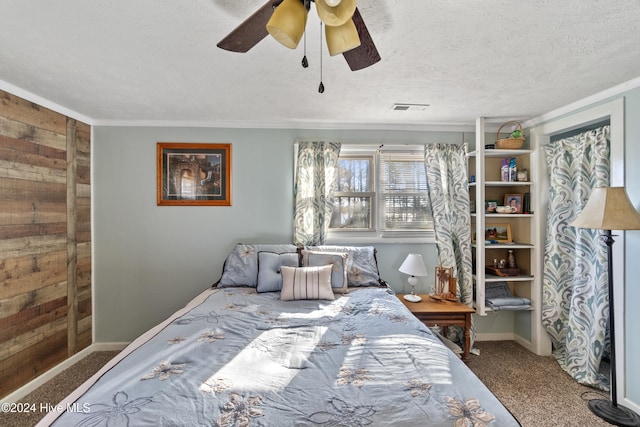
570,187,640,230
316,0,356,27
266,0,308,49
325,18,360,56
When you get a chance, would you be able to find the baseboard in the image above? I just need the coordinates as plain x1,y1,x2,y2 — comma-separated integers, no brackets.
0,342,129,404
91,342,129,351
513,334,534,353
475,332,514,341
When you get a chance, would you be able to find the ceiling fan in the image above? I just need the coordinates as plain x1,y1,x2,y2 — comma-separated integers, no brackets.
217,0,381,71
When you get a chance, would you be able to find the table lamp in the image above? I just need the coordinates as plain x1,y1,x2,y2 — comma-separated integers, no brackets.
570,186,640,426
399,253,428,302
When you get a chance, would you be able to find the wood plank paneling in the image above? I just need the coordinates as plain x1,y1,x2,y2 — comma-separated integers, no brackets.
0,89,91,398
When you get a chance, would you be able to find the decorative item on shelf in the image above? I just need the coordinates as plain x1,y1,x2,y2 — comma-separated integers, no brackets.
523,192,531,214
507,249,516,268
485,200,498,213
509,158,517,182
485,265,520,277
504,193,524,214
399,253,428,303
517,168,528,182
481,223,512,243
501,157,510,182
496,205,516,214
495,121,525,149
570,187,640,426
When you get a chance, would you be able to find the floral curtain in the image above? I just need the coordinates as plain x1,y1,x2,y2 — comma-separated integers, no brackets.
542,125,610,389
293,141,341,246
424,144,475,348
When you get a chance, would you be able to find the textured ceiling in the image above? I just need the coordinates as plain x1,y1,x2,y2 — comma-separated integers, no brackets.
1,0,639,128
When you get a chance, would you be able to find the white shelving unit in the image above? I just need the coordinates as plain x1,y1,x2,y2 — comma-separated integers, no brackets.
469,118,550,354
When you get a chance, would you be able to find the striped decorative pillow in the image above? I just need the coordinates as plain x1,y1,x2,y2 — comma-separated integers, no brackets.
280,265,335,301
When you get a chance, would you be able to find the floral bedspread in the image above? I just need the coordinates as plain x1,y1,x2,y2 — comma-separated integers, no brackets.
41,287,519,426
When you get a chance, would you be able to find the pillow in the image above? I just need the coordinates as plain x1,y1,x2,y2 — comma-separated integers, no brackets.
256,251,299,293
301,250,348,294
305,246,381,287
280,265,335,301
216,244,298,287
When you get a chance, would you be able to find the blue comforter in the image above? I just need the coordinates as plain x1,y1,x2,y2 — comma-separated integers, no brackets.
41,287,519,426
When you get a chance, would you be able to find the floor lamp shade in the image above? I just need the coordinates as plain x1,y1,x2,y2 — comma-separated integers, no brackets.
570,187,640,426
325,19,361,56
266,0,309,49
570,187,640,230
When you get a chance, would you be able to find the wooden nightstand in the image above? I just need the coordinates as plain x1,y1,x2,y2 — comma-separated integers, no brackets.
398,294,475,362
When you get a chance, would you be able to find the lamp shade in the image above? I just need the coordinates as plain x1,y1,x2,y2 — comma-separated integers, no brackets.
325,18,360,56
399,254,428,277
316,0,357,27
266,0,308,49
570,187,640,230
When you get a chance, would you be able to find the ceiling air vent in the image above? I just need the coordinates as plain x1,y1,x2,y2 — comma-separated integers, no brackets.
392,103,430,111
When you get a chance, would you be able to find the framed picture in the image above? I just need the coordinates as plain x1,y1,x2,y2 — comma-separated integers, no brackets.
504,193,523,214
485,200,498,213
434,266,453,294
484,223,512,243
157,142,232,206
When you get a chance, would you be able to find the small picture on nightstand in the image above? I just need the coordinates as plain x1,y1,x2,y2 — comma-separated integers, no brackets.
435,266,453,294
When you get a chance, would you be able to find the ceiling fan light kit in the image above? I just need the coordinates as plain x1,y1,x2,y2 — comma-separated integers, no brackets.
217,0,380,78
325,18,361,56
266,0,309,49
315,0,357,27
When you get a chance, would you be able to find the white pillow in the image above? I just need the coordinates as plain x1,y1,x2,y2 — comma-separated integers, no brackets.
280,265,335,301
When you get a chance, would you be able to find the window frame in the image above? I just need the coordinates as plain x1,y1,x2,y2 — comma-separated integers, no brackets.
326,144,435,244
331,154,376,232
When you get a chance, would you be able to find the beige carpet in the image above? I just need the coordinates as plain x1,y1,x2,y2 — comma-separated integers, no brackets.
0,341,622,426
467,341,613,427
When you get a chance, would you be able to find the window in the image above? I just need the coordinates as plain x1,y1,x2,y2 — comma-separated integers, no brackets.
379,151,432,232
330,156,374,230
329,146,433,241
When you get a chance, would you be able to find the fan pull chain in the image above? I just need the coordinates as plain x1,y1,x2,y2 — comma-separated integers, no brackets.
318,22,325,93
301,28,308,68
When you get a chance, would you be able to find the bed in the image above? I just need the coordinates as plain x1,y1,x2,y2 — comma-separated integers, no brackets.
38,244,519,427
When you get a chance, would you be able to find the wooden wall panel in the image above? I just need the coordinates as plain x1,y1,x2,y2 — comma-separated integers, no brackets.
0,89,91,398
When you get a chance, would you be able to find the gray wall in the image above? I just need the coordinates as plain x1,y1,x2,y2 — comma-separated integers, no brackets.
93,127,470,342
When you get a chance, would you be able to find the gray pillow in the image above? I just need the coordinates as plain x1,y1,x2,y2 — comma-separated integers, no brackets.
301,250,348,294
306,245,380,287
217,243,298,287
256,251,300,292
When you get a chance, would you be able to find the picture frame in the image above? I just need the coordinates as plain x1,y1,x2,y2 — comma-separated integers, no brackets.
483,223,512,243
157,142,232,206
434,266,453,294
485,200,498,213
504,193,523,214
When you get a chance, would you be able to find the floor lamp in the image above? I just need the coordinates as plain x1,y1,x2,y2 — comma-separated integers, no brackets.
570,187,640,426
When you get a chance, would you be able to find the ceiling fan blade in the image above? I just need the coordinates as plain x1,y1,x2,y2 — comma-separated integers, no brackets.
217,0,282,53
342,8,381,71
